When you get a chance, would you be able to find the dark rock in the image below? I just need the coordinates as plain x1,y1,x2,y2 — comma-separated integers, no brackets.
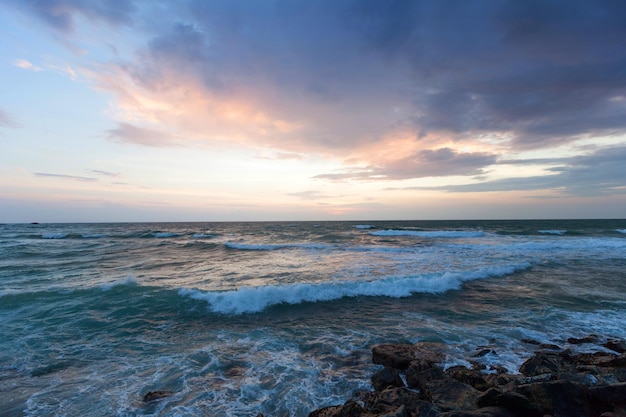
378,404,409,417
591,382,626,408
519,352,568,377
372,344,417,370
446,366,491,391
538,343,561,350
473,349,496,358
476,388,542,417
568,335,600,344
142,390,173,402
405,363,446,390
372,367,405,391
438,406,521,417
363,387,430,416
604,339,626,354
515,380,593,417
309,405,343,417
520,338,541,346
423,379,480,412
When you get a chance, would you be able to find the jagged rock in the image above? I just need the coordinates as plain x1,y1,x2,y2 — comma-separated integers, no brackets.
518,351,568,376
405,363,446,390
446,366,491,391
309,405,343,417
372,343,446,371
515,380,593,417
372,367,405,391
363,387,428,416
604,339,626,354
438,407,521,417
422,379,480,412
309,337,626,417
591,382,626,409
142,390,173,402
372,344,417,370
476,388,541,417
568,335,600,344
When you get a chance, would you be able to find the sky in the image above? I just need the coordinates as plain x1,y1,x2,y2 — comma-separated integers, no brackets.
1,0,626,222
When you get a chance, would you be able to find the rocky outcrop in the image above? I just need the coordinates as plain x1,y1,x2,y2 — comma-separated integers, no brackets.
308,336,626,417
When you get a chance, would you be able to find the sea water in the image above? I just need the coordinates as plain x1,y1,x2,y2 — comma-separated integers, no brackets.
1,220,626,416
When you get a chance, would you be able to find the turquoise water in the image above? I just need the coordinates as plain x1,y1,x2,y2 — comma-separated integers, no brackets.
1,220,626,416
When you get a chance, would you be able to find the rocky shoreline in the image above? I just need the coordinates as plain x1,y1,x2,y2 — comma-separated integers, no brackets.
306,335,626,417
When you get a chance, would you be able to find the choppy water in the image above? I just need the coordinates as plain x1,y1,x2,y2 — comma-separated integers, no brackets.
1,220,626,416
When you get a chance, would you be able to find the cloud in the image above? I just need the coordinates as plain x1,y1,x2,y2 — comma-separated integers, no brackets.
35,172,97,182
416,145,626,197
315,148,498,181
89,169,120,177
287,190,338,200
13,58,42,71
0,108,19,128
7,0,626,158
106,122,178,147
6,0,135,33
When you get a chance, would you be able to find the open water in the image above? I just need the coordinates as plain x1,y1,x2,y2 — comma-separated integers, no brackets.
1,220,626,416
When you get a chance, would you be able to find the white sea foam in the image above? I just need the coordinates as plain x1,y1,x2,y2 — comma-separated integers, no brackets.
192,233,214,239
370,229,485,238
99,275,138,291
41,233,68,239
181,262,531,314
153,232,179,238
538,229,566,235
82,233,108,238
615,229,626,234
224,242,332,251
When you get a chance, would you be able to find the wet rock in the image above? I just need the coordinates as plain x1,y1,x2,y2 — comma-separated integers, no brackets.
372,344,417,370
371,367,405,391
438,407,521,417
476,388,541,417
519,351,568,377
405,362,446,390
568,335,600,344
309,336,626,417
515,380,593,417
446,366,491,391
422,379,480,412
604,339,626,354
591,382,626,409
142,390,173,402
363,387,439,417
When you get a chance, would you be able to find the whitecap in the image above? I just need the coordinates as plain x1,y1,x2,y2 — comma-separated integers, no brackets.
538,229,566,235
99,275,138,291
180,262,531,314
41,233,68,239
370,229,484,238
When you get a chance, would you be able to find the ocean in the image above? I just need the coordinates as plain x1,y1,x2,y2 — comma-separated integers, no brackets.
1,219,626,416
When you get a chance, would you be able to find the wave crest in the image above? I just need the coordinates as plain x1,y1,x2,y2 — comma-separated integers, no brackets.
180,263,531,314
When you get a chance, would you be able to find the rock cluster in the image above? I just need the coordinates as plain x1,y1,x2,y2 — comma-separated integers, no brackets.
308,336,626,417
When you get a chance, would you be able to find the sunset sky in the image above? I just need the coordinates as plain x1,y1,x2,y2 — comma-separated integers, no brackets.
1,0,626,222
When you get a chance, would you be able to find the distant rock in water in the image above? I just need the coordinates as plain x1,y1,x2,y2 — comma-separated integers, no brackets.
307,335,626,417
